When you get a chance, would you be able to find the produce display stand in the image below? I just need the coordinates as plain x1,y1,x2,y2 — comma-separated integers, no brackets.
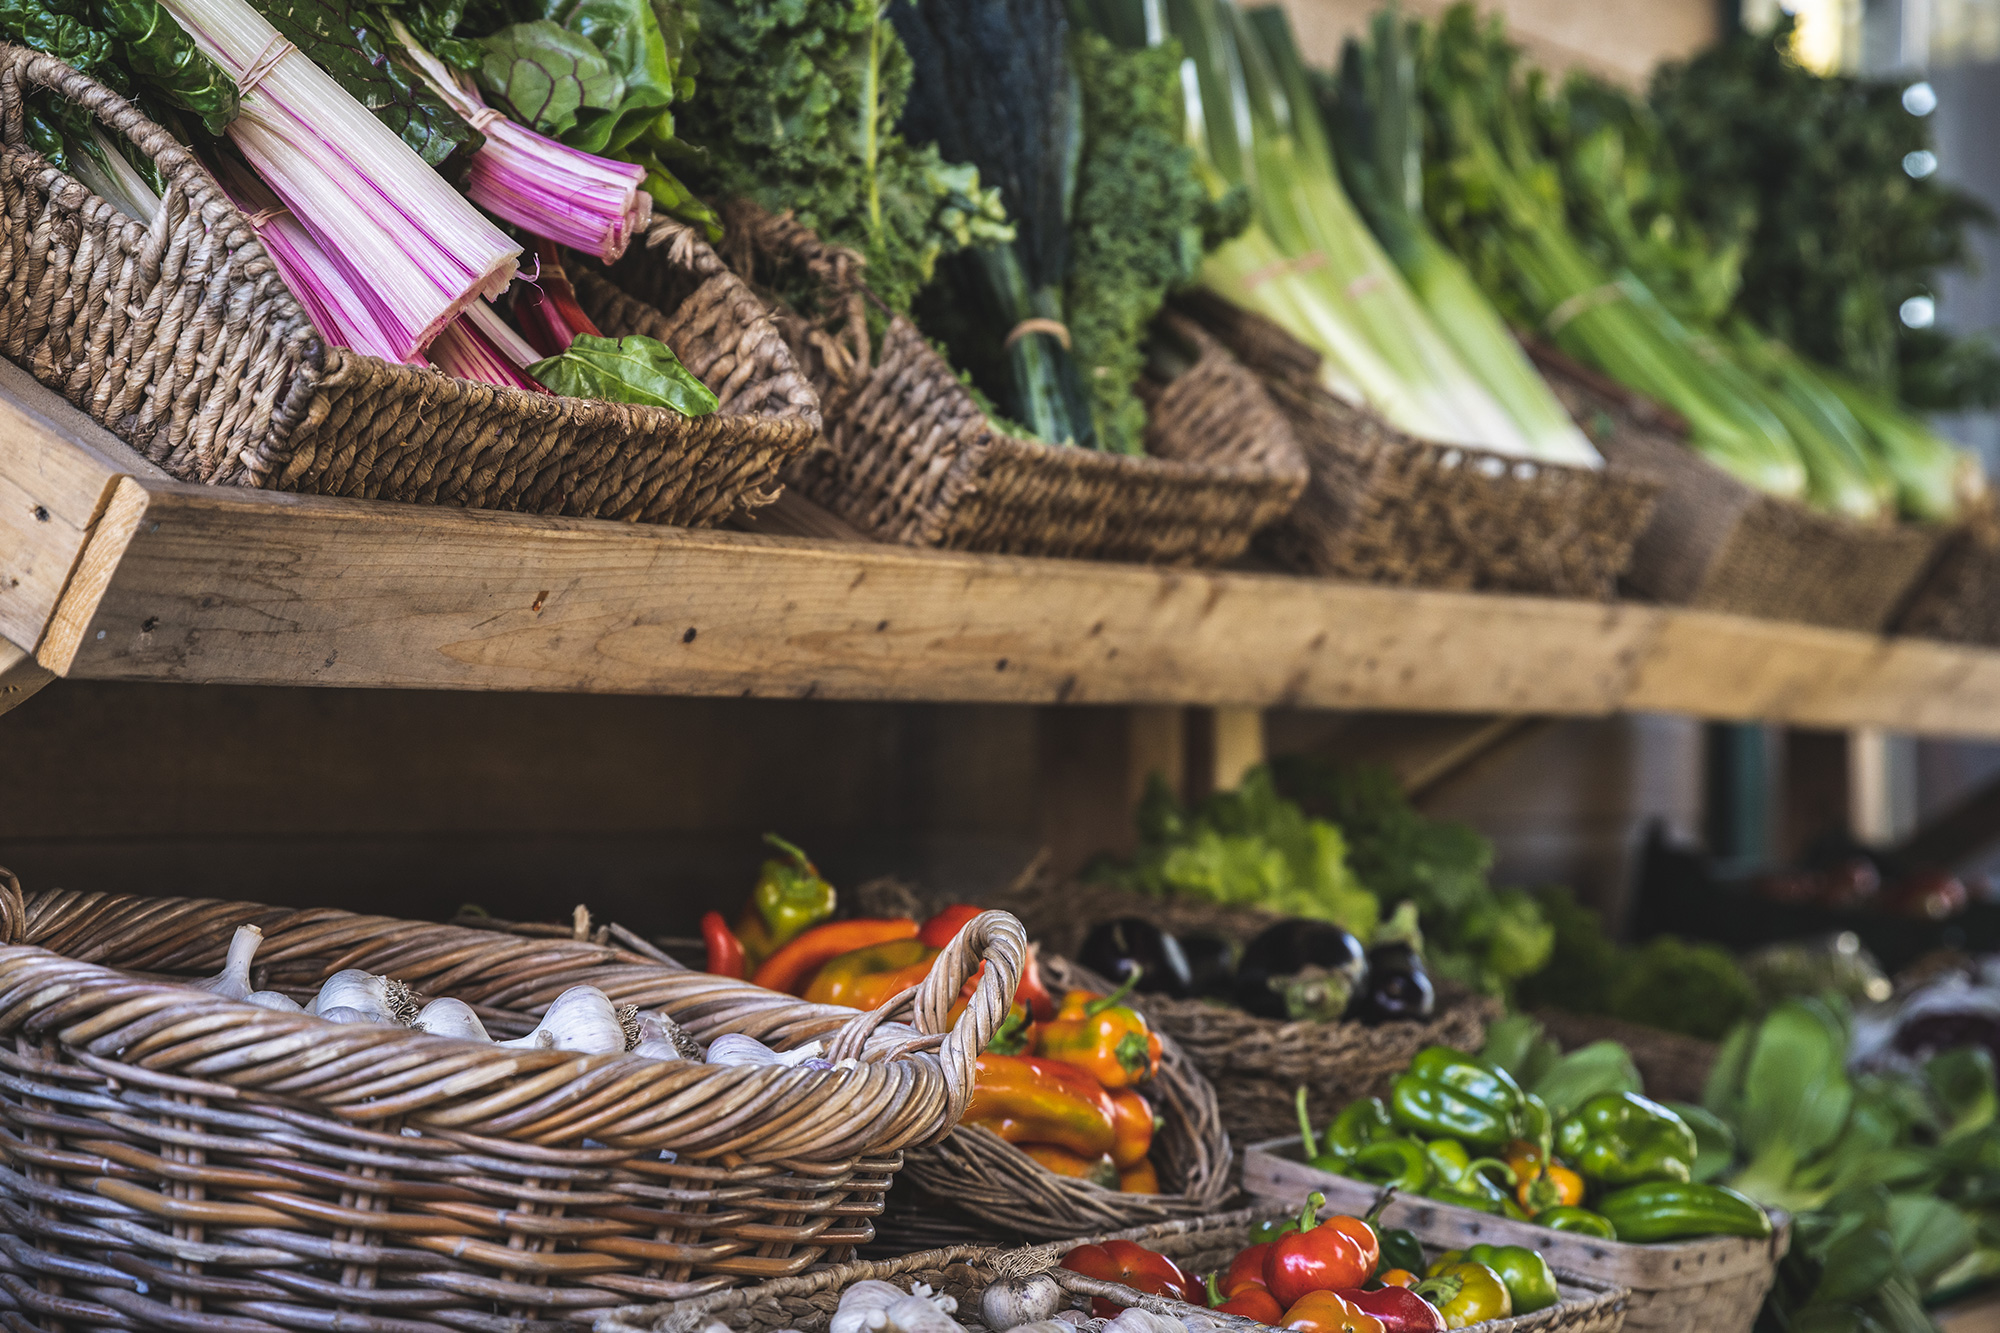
9,363,2000,735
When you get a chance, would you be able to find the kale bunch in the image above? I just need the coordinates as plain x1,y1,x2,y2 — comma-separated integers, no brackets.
681,0,1009,315
1651,14,1998,409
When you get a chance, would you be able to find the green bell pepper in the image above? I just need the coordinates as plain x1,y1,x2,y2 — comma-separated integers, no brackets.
1519,1092,1554,1162
1327,1096,1394,1157
1348,1138,1433,1193
1596,1181,1773,1243
1422,1139,1518,1215
1374,1224,1426,1279
1556,1092,1698,1186
1535,1206,1618,1240
752,834,836,948
1466,1244,1560,1314
1391,1046,1527,1148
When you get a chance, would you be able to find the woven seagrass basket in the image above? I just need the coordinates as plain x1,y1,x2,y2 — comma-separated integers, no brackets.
992,875,1500,1146
1524,342,1947,632
1177,292,1657,599
1894,497,2000,645
696,201,1308,565
0,47,820,525
892,957,1233,1242
0,877,1028,1328
1245,1143,1782,1333
601,1205,1628,1333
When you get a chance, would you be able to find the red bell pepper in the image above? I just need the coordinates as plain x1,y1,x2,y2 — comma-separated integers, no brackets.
702,911,745,979
1062,1240,1192,1318
919,904,985,948
1278,1290,1385,1333
1332,1288,1445,1333
1207,1274,1282,1324
1264,1192,1380,1308
1220,1243,1274,1298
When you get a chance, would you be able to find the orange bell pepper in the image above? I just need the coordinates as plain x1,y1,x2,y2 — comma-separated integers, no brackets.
967,1054,1118,1159
1107,1087,1157,1168
801,939,938,1008
1118,1160,1159,1193
752,918,918,994
1035,974,1162,1089
1278,1290,1384,1333
1019,1143,1120,1189
1519,1162,1586,1215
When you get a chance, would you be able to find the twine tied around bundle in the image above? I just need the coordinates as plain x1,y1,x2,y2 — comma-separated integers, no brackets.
1003,318,1071,350
236,36,297,96
1545,281,1627,333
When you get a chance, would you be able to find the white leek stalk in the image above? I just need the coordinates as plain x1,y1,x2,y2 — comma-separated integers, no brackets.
160,0,519,360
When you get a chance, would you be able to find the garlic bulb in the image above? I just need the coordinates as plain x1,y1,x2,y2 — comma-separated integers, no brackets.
413,997,491,1042
980,1277,1062,1332
832,1281,968,1333
705,1034,830,1068
1105,1309,1199,1333
495,986,626,1054
307,969,419,1025
631,1010,704,1062
190,924,264,1001
246,990,304,1013
319,1005,396,1026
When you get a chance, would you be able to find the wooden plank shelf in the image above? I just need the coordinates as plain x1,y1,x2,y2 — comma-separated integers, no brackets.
5,368,2000,734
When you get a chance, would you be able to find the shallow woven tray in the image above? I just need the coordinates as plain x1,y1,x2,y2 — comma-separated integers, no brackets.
1246,1140,1783,1333
602,1205,1626,1333
1894,498,2000,645
1178,292,1656,599
0,47,821,525
993,876,1500,1145
1524,342,1945,632
703,202,1308,565
893,957,1233,1241
0,879,1028,1327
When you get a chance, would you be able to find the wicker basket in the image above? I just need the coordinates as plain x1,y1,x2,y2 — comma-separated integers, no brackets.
992,876,1501,1146
1524,342,1946,632
1894,498,2000,645
890,957,1232,1242
1177,292,1657,599
0,881,1029,1326
0,47,821,526
1530,1010,1720,1107
1245,1141,1784,1333
601,1205,1627,1333
697,202,1309,565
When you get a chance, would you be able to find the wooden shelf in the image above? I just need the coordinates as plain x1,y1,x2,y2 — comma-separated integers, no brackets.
6,366,2000,734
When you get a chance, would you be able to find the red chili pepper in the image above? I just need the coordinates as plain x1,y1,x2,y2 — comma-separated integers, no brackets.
1264,1192,1381,1308
1208,1274,1282,1324
1062,1240,1191,1318
1277,1290,1385,1333
701,911,745,979
1332,1288,1446,1333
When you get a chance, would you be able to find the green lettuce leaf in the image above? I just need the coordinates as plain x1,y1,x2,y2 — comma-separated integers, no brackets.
480,19,623,139
529,334,718,414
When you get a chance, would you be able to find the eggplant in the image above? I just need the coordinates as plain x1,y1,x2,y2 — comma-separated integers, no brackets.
1079,918,1192,997
1179,932,1237,1000
1354,941,1434,1023
1233,920,1368,1023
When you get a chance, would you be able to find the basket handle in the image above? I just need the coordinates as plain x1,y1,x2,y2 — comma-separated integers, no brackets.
823,909,1025,1118
0,46,235,236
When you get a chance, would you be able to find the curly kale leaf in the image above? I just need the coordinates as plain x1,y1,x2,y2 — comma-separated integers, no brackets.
682,0,1009,315
1066,31,1208,454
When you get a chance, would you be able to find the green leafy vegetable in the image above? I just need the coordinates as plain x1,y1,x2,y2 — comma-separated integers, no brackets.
1532,1040,1640,1121
528,333,719,414
479,20,622,139
98,0,237,133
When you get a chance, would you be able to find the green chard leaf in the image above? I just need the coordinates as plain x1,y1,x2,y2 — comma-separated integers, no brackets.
250,0,475,170
541,0,675,153
479,19,623,138
94,0,238,132
529,334,719,415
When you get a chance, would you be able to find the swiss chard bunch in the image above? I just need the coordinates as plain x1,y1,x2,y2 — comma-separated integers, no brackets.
679,0,1009,317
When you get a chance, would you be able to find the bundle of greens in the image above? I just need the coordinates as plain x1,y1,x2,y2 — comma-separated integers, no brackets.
679,0,1009,316
1269,758,1552,996
1090,766,1380,939
1653,15,2000,412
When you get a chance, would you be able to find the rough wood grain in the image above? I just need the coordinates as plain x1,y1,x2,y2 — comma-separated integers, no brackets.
0,389,121,651
0,632,51,715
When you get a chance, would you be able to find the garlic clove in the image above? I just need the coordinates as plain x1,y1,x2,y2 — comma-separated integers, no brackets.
191,924,264,1001
495,986,625,1054
246,990,304,1012
705,1034,828,1068
412,997,492,1042
308,969,420,1025
634,1011,704,1062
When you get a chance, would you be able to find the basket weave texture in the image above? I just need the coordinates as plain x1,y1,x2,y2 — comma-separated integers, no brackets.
603,1206,1628,1333
0,883,1028,1327
894,958,1233,1241
1525,342,1945,632
1894,498,2000,645
994,877,1500,1145
1245,1142,1782,1333
0,47,821,525
708,202,1309,565
1179,293,1657,599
